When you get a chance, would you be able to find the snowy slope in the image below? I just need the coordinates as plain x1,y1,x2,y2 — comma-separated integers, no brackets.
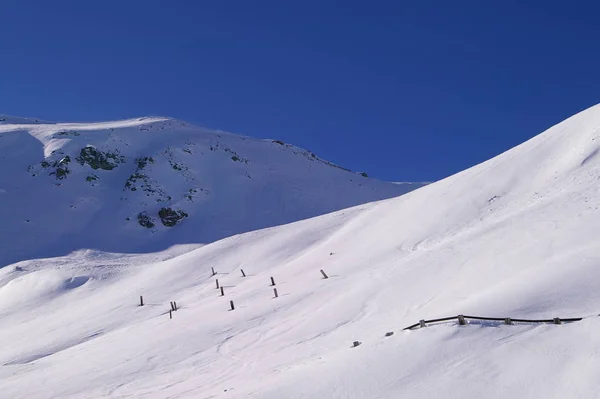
2,104,600,398
0,116,421,266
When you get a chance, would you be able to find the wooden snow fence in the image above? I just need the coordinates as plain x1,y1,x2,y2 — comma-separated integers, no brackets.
403,314,584,331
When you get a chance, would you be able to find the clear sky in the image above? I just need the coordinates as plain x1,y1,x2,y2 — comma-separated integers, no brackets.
1,1,598,182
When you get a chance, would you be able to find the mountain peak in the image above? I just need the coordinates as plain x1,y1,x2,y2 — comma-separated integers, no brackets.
0,115,422,266
0,114,50,125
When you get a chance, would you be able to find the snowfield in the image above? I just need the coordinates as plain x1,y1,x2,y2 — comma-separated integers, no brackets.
2,105,600,398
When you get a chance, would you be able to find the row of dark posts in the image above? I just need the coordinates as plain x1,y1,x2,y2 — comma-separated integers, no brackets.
214,267,330,311
138,296,178,319
137,266,331,318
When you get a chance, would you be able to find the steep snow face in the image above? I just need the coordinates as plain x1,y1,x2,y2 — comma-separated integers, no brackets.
3,104,600,398
0,116,421,266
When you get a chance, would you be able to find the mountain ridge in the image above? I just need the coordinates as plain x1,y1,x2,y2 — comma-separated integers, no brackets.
0,115,422,266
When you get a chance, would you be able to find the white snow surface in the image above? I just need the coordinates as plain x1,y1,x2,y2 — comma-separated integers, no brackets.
2,105,600,398
0,115,420,267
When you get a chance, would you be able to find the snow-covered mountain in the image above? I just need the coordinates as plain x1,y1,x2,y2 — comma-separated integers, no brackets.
3,105,600,398
0,116,422,266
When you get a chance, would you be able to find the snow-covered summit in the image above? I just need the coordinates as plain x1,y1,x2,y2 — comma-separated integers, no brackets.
0,114,50,125
0,115,421,266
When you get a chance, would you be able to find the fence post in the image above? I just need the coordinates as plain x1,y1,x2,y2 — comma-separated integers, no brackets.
320,269,329,279
216,279,220,289
230,300,235,311
419,320,427,328
273,288,278,298
241,269,246,277
458,315,466,325
169,309,172,319
270,276,276,286
220,286,224,296
211,267,216,276
139,296,144,306
504,318,513,325
174,301,178,311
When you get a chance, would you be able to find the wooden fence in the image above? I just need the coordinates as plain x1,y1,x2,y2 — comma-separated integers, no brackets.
403,314,584,330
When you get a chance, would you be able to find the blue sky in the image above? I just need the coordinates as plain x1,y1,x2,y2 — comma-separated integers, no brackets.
1,1,598,182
